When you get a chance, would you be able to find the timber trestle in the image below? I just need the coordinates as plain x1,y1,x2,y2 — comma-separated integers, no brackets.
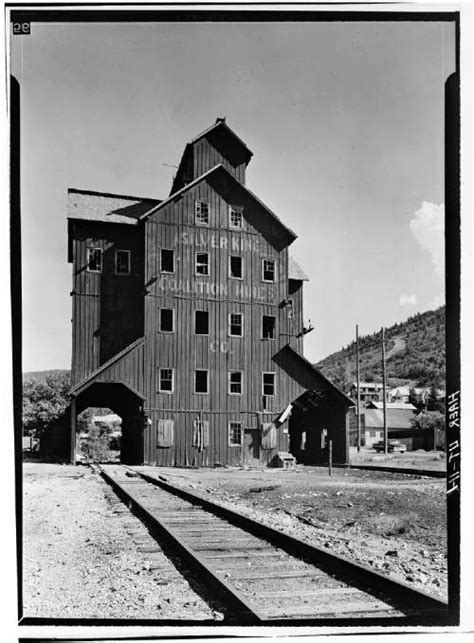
98,464,449,624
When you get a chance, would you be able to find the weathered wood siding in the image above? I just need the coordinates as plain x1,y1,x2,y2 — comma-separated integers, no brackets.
193,137,246,184
70,220,144,385
142,177,302,465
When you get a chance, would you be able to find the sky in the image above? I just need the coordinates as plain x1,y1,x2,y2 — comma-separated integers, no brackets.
10,17,456,373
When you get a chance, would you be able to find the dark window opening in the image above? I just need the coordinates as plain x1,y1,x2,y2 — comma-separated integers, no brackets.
87,248,102,273
159,368,174,393
229,371,243,394
262,259,275,282
160,308,174,332
195,310,209,335
195,200,210,225
262,315,276,339
262,372,275,396
230,255,243,279
229,313,243,337
229,206,243,228
115,250,130,275
160,249,174,273
196,252,209,276
195,370,209,394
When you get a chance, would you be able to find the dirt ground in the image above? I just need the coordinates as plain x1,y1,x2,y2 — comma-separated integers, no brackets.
22,460,447,620
137,463,448,602
348,447,446,471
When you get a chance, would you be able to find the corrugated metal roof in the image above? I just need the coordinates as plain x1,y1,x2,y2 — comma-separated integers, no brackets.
288,256,309,281
367,402,417,410
67,189,161,225
364,408,416,430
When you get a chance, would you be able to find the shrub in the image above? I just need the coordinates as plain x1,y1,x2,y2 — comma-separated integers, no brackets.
80,423,112,463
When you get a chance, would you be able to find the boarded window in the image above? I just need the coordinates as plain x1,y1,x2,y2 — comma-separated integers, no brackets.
261,423,277,450
229,422,242,446
228,371,243,395
262,315,276,339
229,205,243,228
115,250,130,275
158,368,174,393
87,248,102,273
195,370,209,394
160,308,174,332
195,310,209,335
193,419,209,449
230,255,243,279
262,259,275,282
160,249,174,273
157,419,174,447
195,201,209,225
195,252,209,276
262,372,275,396
229,313,243,337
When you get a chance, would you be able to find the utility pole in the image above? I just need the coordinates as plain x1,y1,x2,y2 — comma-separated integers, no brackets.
356,324,361,452
381,327,388,455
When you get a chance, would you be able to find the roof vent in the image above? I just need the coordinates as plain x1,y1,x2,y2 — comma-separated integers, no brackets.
216,117,226,124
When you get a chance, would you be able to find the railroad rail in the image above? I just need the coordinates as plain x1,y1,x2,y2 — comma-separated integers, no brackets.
98,464,449,624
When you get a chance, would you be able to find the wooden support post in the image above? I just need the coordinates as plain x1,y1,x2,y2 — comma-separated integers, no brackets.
328,439,333,476
70,396,76,465
381,327,388,455
356,324,361,452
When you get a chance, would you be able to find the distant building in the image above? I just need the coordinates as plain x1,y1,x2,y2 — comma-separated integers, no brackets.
349,382,384,406
364,406,417,448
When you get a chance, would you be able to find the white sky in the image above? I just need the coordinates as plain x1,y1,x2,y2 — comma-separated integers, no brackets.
10,17,456,372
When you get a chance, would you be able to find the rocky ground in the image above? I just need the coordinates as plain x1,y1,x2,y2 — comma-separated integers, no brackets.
138,463,448,602
23,458,447,620
23,463,219,619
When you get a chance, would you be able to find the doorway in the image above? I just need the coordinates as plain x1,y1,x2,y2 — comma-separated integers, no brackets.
243,428,260,466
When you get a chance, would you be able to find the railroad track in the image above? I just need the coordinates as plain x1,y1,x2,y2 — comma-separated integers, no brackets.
98,464,449,624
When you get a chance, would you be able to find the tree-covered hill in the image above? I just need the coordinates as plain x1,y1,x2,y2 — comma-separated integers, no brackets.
23,369,70,382
315,306,445,392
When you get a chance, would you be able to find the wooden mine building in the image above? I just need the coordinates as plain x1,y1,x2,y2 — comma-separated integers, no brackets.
67,118,354,466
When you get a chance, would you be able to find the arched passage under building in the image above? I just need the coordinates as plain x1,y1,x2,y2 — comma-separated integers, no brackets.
70,381,145,465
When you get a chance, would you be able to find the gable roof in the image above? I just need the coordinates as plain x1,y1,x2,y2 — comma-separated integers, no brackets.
140,163,297,244
288,256,309,281
366,401,417,411
364,408,416,430
189,117,253,162
67,188,161,225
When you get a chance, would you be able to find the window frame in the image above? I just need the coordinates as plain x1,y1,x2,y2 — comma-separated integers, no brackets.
87,247,103,273
229,255,243,280
195,251,210,277
262,258,276,283
262,371,276,397
229,312,243,337
228,370,243,395
262,315,276,340
159,308,174,333
160,248,175,274
158,367,174,394
195,200,210,226
229,205,243,229
115,249,131,276
194,310,210,336
194,369,209,395
228,421,243,447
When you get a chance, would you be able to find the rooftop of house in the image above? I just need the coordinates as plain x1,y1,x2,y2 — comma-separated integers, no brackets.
366,401,418,411
67,188,161,225
364,407,416,430
288,256,309,281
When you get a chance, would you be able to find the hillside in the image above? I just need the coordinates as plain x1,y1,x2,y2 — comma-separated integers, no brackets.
316,306,445,392
23,369,70,382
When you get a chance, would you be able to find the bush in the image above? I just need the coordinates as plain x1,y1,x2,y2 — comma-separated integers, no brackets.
411,411,445,432
80,424,112,463
23,372,71,438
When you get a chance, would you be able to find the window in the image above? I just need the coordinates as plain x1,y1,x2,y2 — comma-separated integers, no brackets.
160,308,174,333
228,371,243,395
369,431,376,437
229,205,243,228
195,200,210,225
115,250,130,275
229,422,243,446
287,298,294,319
262,372,276,396
87,248,102,273
229,255,243,279
195,370,209,394
262,315,276,339
262,259,276,282
229,313,243,337
195,310,209,335
158,368,174,393
160,249,175,273
195,252,209,276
